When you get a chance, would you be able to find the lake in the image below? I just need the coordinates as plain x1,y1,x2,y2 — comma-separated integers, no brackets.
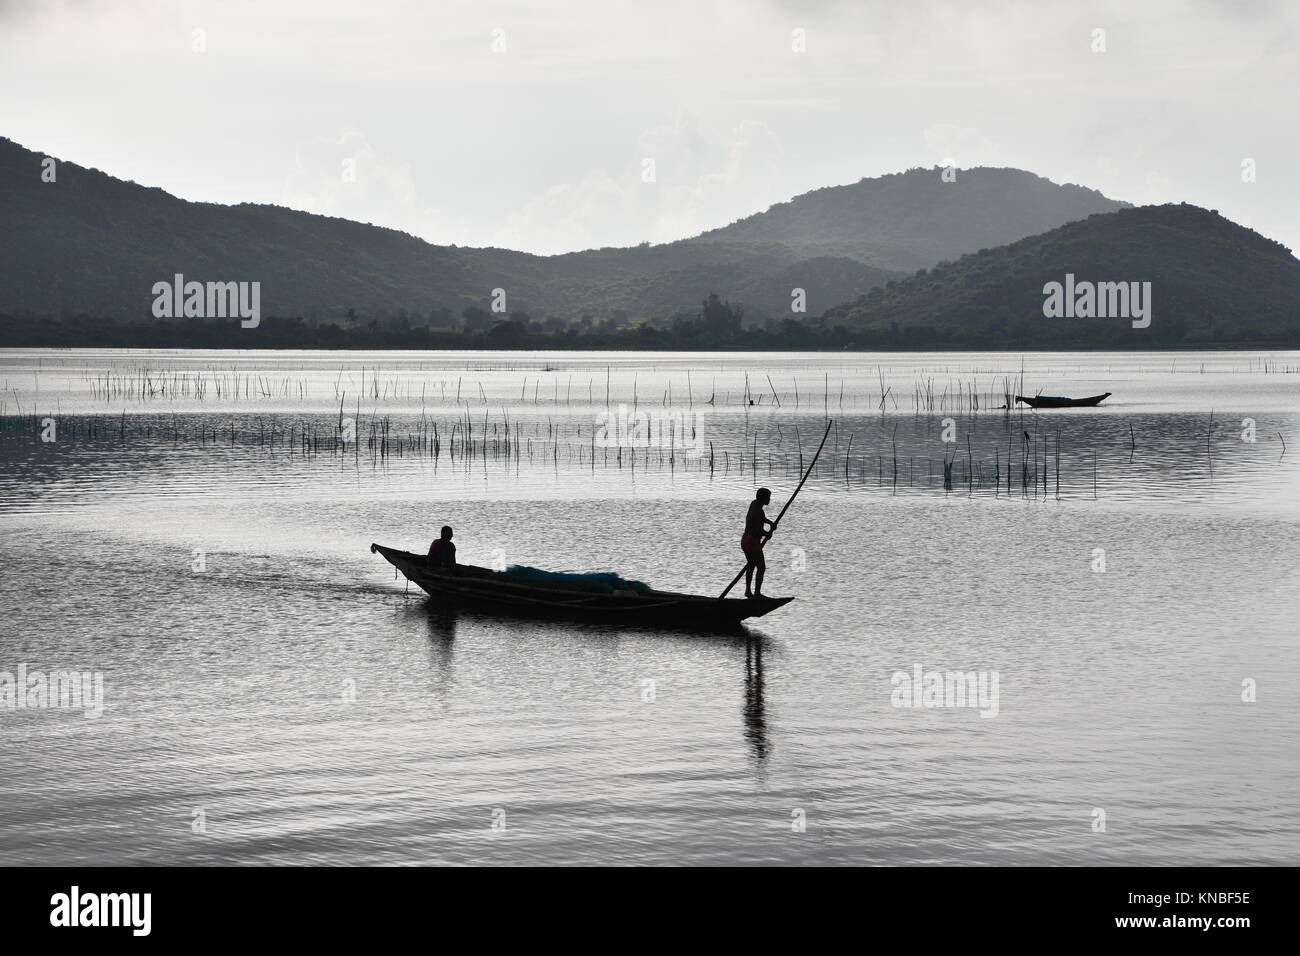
1,348,1297,865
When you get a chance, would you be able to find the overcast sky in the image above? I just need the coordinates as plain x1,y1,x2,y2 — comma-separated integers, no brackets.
2,0,1295,255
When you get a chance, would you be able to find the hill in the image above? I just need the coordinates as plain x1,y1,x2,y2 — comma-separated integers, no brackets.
690,166,1130,272
817,204,1300,348
0,138,1127,325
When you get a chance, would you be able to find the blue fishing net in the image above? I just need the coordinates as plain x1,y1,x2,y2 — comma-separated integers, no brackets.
503,565,651,594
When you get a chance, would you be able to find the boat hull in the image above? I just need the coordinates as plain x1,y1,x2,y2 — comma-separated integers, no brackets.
370,544,793,627
1015,392,1111,408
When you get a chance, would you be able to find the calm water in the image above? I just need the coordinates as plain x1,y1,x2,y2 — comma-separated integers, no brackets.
1,349,1298,865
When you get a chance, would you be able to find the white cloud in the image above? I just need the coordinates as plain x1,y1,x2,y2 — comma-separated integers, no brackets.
922,124,1003,169
280,132,439,238
497,113,784,253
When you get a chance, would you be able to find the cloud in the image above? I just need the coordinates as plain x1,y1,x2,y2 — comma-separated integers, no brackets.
497,113,784,253
922,124,1003,168
280,132,439,238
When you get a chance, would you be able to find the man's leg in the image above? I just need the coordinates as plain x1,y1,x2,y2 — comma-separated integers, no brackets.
754,552,766,596
744,557,755,597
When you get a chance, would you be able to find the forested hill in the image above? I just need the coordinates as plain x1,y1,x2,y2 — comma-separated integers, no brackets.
690,166,1130,272
0,137,1125,325
816,204,1300,348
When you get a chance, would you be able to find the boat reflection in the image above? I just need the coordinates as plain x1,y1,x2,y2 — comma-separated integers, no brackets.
410,600,772,763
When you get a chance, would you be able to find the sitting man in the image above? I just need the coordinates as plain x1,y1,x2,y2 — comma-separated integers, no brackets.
428,525,456,570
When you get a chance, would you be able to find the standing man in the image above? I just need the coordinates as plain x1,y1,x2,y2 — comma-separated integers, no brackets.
741,488,774,598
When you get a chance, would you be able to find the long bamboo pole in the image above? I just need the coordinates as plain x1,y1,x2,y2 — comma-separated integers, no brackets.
719,419,832,599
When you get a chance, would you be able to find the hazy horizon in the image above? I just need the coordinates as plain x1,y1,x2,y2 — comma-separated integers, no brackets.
1,0,1296,256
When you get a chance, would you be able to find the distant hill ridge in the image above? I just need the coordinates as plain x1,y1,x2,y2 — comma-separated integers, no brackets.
0,137,1129,324
691,166,1131,272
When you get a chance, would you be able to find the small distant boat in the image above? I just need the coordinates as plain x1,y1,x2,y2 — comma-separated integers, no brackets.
370,544,793,627
1015,392,1111,409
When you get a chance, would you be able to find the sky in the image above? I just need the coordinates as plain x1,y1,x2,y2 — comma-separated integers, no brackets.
1,0,1296,255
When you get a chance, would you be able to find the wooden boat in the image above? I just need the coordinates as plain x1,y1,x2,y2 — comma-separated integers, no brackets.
370,543,793,627
1015,392,1111,409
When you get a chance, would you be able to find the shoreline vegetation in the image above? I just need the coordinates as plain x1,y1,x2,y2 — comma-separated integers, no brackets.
3,311,1296,351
